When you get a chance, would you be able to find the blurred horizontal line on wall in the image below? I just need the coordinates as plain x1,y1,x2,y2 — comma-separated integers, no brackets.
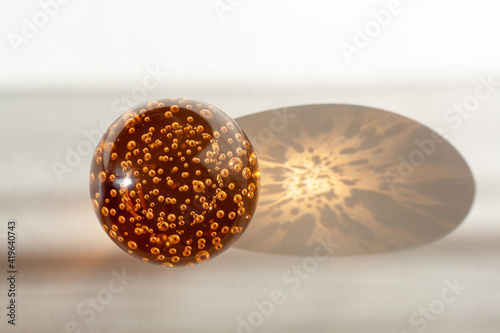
2,71,500,96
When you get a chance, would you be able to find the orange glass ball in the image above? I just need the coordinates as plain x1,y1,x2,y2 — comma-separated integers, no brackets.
89,98,260,267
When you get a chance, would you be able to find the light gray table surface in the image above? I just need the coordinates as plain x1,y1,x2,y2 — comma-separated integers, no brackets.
0,83,499,332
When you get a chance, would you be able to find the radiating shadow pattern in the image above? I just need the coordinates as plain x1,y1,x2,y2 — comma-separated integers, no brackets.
234,104,475,256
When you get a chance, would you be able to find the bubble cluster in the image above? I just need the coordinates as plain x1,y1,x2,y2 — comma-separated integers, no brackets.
89,98,260,267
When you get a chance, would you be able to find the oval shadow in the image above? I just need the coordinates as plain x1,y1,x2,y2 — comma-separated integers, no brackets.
234,104,475,256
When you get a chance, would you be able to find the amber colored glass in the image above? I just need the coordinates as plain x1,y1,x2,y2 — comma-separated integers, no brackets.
89,98,260,267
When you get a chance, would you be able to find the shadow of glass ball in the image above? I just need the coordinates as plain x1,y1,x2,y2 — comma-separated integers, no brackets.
234,104,475,257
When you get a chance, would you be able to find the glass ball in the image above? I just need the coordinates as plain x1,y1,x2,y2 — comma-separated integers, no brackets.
89,98,260,267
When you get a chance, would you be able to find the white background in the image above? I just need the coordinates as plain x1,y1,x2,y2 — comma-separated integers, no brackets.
1,0,499,332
